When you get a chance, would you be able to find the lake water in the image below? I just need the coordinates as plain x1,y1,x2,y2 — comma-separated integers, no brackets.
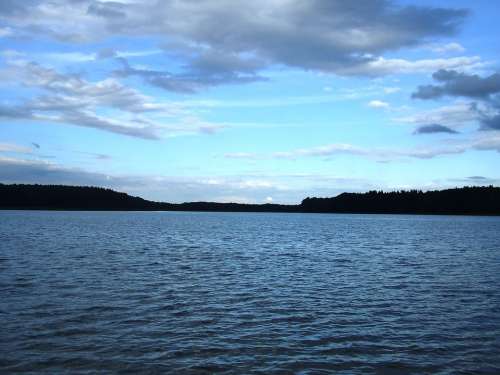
1,211,500,374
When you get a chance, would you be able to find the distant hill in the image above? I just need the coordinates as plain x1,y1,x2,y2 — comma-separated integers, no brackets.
1,183,499,215
0,184,293,212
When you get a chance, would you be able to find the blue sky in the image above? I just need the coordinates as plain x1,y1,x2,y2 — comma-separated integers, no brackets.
1,0,499,203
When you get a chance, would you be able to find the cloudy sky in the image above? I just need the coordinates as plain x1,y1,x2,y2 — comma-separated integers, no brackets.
1,0,499,203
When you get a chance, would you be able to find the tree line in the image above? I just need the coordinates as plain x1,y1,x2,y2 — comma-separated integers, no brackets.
1,183,499,215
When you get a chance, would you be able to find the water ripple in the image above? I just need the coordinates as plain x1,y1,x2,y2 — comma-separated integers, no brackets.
1,211,500,374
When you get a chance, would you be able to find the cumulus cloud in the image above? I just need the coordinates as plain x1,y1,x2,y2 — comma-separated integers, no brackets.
0,0,474,88
414,124,459,135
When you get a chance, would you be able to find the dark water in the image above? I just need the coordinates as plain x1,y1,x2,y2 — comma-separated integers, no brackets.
1,211,500,374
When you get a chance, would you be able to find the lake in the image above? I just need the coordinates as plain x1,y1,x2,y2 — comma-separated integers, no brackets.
1,211,500,374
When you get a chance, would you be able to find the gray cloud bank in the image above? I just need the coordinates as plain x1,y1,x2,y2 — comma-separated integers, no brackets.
0,0,471,89
412,69,500,131
412,70,500,100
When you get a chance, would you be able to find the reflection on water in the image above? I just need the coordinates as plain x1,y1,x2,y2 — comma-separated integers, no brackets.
1,211,500,373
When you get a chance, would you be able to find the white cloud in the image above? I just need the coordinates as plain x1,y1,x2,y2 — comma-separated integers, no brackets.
383,87,401,94
427,42,466,54
222,131,500,162
0,59,224,139
368,100,390,109
273,144,368,159
37,49,163,63
393,101,491,130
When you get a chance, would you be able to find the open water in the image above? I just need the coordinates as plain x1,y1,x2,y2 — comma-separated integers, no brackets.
1,211,499,374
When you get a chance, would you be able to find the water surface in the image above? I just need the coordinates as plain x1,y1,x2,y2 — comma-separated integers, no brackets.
1,211,499,374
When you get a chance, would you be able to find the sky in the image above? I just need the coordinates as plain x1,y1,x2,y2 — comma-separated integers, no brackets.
0,0,499,204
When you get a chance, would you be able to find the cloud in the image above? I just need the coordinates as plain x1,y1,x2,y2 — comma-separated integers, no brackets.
412,69,500,100
0,59,224,139
35,48,163,63
44,111,161,140
0,103,162,140
0,154,396,203
114,54,266,93
273,144,368,159
176,86,401,109
411,70,500,131
0,142,33,154
0,156,117,187
223,132,500,161
0,156,299,203
224,152,260,160
368,100,389,109
0,27,13,37
335,56,482,76
97,48,117,59
383,87,401,94
448,175,500,185
480,114,500,131
3,154,496,204
426,42,465,54
274,136,500,161
0,0,472,87
394,101,485,130
414,124,459,134
116,55,483,92
19,62,162,113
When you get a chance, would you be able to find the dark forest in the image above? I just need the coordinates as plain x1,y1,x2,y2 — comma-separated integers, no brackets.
1,183,499,215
